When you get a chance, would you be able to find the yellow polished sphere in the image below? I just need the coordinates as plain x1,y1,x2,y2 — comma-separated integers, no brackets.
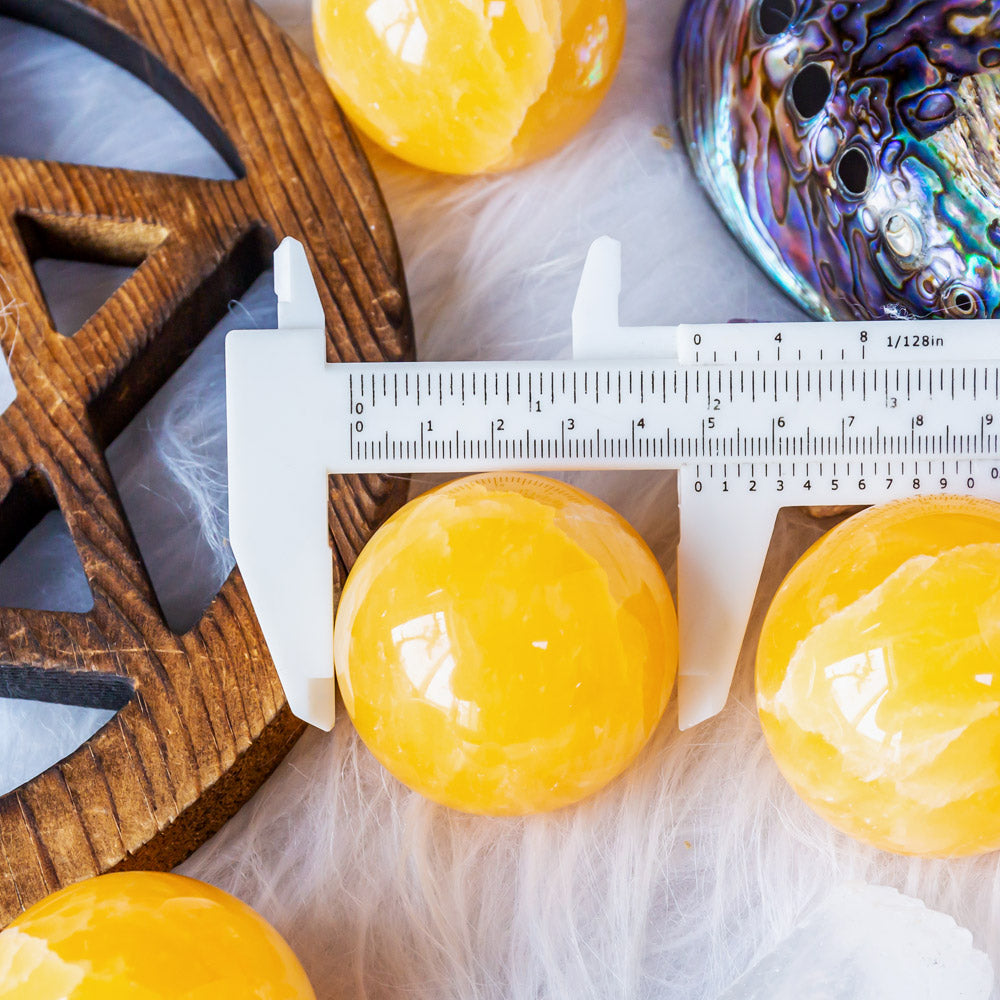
757,495,1000,857
0,872,315,999
333,473,677,814
313,0,625,173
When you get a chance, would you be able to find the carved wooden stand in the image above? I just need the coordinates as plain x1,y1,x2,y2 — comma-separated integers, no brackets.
0,0,411,925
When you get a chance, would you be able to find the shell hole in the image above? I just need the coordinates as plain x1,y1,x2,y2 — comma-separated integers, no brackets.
790,63,831,119
837,147,871,196
884,213,919,261
758,0,795,35
943,286,979,317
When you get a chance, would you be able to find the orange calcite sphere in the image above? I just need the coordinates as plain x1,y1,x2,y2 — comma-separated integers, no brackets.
333,473,677,814
757,496,1000,857
313,0,625,173
0,872,315,999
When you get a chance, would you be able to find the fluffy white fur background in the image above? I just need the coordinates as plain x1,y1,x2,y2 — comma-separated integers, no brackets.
0,2,998,997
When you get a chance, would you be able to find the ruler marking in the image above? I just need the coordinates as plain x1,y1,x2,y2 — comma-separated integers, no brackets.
344,360,1000,472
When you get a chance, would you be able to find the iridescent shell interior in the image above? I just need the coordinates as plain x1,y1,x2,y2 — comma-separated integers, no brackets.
674,0,1000,320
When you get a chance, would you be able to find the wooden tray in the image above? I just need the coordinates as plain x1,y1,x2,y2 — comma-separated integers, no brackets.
0,0,412,925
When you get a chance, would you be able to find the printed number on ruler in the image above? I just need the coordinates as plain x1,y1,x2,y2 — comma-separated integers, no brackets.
687,459,1000,505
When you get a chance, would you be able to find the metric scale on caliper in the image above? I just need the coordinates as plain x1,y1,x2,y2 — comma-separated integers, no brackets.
226,237,1000,732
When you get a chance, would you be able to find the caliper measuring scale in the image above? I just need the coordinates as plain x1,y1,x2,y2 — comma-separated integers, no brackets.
226,237,1000,732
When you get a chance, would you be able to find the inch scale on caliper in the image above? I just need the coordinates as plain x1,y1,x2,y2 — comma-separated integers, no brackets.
225,237,1000,733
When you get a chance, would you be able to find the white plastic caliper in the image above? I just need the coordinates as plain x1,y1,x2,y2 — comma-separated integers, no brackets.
227,236,1000,731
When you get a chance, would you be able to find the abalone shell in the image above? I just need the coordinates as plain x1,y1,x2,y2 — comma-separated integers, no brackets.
674,0,1000,320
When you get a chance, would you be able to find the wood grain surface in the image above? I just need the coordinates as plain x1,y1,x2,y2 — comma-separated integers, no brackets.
0,0,412,925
